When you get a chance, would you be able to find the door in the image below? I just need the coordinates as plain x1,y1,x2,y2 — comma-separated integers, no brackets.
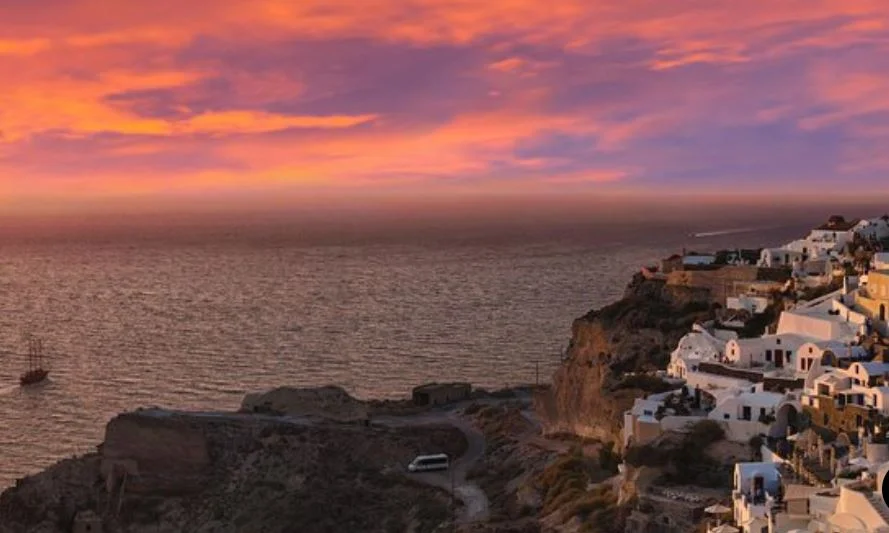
743,406,751,420
775,350,784,368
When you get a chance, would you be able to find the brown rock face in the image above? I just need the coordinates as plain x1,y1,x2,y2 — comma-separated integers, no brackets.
535,276,714,443
101,412,212,495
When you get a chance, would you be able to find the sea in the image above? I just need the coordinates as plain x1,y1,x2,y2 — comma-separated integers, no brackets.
0,213,838,488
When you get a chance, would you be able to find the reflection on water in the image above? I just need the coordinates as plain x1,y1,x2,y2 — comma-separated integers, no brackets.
0,224,804,488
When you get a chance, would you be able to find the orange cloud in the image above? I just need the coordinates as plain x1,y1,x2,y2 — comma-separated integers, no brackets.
3,0,889,212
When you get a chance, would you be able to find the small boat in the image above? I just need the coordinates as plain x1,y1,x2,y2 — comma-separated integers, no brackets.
20,337,49,386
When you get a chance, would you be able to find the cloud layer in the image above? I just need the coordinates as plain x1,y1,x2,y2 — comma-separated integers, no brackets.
2,1,889,212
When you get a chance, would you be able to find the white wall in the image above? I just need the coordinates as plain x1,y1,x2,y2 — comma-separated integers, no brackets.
727,295,770,314
685,369,753,394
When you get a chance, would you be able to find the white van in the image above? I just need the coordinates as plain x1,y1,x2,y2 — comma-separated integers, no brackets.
407,453,450,472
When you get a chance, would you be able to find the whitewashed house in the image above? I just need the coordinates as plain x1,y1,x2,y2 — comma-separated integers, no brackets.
732,462,782,533
795,340,864,374
724,334,808,369
759,248,805,268
667,325,726,379
806,216,860,252
874,252,889,271
856,216,889,242
708,390,784,423
776,296,866,343
622,398,663,448
726,295,770,314
848,361,889,387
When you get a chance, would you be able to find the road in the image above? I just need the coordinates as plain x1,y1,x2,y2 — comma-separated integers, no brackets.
372,412,489,523
137,406,492,523
138,393,545,525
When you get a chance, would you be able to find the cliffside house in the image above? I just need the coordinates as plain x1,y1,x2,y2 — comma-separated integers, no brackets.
726,295,770,315
795,340,864,374
759,248,806,268
776,296,867,343
732,462,782,533
411,382,472,406
855,216,889,242
854,270,889,336
622,398,664,448
807,216,860,250
667,326,727,379
708,389,784,424
724,334,809,369
800,363,889,437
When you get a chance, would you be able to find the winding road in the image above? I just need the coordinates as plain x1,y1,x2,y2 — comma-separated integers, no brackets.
139,394,549,525
372,412,489,523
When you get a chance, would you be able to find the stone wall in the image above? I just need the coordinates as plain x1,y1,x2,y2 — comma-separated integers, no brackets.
666,266,788,305
802,396,879,441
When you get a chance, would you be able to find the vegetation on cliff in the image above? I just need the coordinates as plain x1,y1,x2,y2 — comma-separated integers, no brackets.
536,276,717,444
624,420,731,488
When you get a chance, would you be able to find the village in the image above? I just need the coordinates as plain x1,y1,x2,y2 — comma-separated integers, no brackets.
622,214,889,533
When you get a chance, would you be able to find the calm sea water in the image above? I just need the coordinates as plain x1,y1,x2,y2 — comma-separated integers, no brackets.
0,220,811,487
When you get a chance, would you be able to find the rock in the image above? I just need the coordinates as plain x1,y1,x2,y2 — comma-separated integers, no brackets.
0,407,464,533
535,277,715,444
240,385,369,422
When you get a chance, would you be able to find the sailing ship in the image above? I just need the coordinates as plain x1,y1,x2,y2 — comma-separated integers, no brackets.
20,336,49,386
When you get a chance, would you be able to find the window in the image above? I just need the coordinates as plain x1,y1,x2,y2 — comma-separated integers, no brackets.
809,346,814,354
824,413,829,425
776,338,782,345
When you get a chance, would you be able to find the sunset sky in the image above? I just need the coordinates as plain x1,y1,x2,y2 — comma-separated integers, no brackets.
2,1,889,215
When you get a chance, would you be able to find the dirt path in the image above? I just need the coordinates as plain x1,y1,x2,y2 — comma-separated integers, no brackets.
373,412,489,523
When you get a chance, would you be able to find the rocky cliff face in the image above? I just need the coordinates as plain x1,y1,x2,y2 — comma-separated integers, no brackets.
0,402,467,533
536,275,714,443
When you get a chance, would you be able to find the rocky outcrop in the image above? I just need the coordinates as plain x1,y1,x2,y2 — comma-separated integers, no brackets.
101,411,212,495
240,385,369,421
536,275,715,443
1,395,466,533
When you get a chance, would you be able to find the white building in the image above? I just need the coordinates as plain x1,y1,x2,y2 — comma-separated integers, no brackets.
856,216,889,242
776,294,866,343
760,248,805,268
848,362,889,388
709,389,784,424
667,325,727,379
806,216,860,252
725,333,808,369
795,340,864,374
732,462,782,532
726,295,770,315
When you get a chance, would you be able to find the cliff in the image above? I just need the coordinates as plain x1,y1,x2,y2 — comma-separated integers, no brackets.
0,400,467,533
536,275,715,443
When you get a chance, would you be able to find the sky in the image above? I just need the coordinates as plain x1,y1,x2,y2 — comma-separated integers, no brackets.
2,1,889,216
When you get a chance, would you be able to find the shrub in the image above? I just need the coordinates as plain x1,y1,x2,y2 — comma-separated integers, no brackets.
611,374,673,394
686,420,725,447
